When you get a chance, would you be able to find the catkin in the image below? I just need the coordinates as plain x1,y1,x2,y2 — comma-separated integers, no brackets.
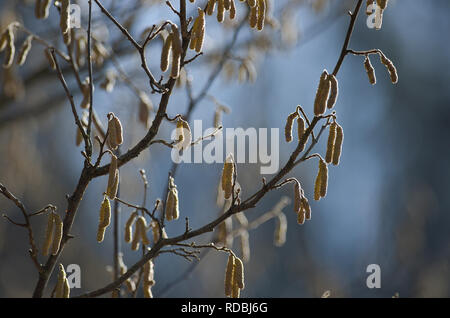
80,77,90,108
380,53,398,84
221,154,234,200
297,210,305,225
319,159,328,198
51,213,63,255
136,216,150,245
293,180,302,214
206,0,216,16
248,0,257,7
131,218,142,251
170,24,181,78
107,113,123,150
364,56,376,85
229,0,236,19
41,0,52,19
165,187,179,221
54,264,66,298
257,0,266,31
327,75,338,109
138,92,152,128
60,0,70,35
17,36,33,66
195,8,205,53
234,257,245,289
3,28,15,69
97,197,111,243
240,230,250,263
313,70,330,116
63,277,70,298
325,122,337,163
106,154,118,199
224,254,235,297
217,0,225,23
42,213,55,256
301,196,311,220
297,115,306,151
125,211,138,243
160,33,172,72
176,119,192,150
274,213,287,247
314,161,322,201
75,36,86,67
249,5,257,28
332,124,344,166
284,112,297,143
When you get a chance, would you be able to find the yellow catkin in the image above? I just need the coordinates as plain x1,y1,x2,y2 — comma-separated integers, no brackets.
60,0,70,35
221,154,234,200
143,260,155,288
160,33,172,72
332,124,344,166
3,28,15,69
206,0,216,16
54,264,66,298
229,0,236,19
231,270,240,298
224,254,235,297
189,18,199,51
17,36,33,66
297,116,306,151
274,213,287,247
293,180,302,213
314,161,322,201
63,278,70,298
97,197,111,242
44,48,56,70
166,187,179,221
131,219,141,251
284,112,297,143
301,196,311,220
234,257,245,289
380,53,398,84
325,122,337,164
125,211,138,243
51,213,63,255
195,8,205,53
107,154,118,199
113,116,123,146
171,25,181,78
249,5,257,28
107,113,123,150
42,213,55,256
248,0,257,7
41,0,52,19
364,56,376,85
137,216,150,245
217,0,225,23
327,75,338,109
313,70,330,116
257,0,266,31
319,159,328,198
297,210,305,225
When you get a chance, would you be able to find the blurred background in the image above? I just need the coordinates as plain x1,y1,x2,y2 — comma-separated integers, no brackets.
0,0,449,298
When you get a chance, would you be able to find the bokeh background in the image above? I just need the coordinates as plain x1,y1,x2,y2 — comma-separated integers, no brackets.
0,0,449,297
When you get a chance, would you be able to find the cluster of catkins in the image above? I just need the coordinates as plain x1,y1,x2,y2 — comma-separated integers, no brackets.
364,51,398,85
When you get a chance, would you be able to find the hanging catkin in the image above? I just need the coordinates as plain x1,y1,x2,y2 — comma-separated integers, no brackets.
301,196,312,220
234,256,245,289
51,213,63,255
284,112,297,143
332,124,344,166
136,216,150,245
160,33,172,72
325,122,337,163
229,0,236,19
97,197,111,243
293,180,302,214
40,0,52,19
249,5,257,28
257,0,266,31
42,213,55,256
217,0,225,23
364,56,376,85
248,0,257,7
314,159,323,201
107,113,123,150
207,0,216,15
221,154,234,200
379,53,398,84
124,211,138,243
239,230,250,263
319,159,328,198
313,70,330,116
297,210,305,225
54,264,66,298
106,154,119,199
224,254,235,297
166,187,179,221
131,218,142,251
17,36,33,66
170,24,181,78
327,75,338,109
3,27,15,69
63,277,70,298
60,0,70,35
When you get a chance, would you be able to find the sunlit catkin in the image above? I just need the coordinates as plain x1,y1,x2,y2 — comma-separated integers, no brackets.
171,24,181,78
229,0,236,19
249,5,257,28
257,0,266,31
165,187,179,221
54,264,66,298
194,8,205,53
313,70,330,116
137,216,150,245
234,257,245,289
221,154,234,200
364,56,376,85
332,124,344,166
51,213,63,255
42,213,54,256
297,210,305,225
97,197,111,243
327,75,338,109
107,113,123,150
160,33,172,72
301,196,312,220
60,0,70,35
224,254,235,297
40,0,52,19
17,36,33,66
293,180,302,214
325,122,337,163
284,112,297,143
207,0,216,16
3,28,15,69
314,160,323,201
217,0,225,23
248,0,257,7
366,0,374,15
131,219,141,251
63,277,70,298
297,116,306,150
274,213,287,247
106,154,118,199
319,159,328,198
125,211,138,243
380,53,398,84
